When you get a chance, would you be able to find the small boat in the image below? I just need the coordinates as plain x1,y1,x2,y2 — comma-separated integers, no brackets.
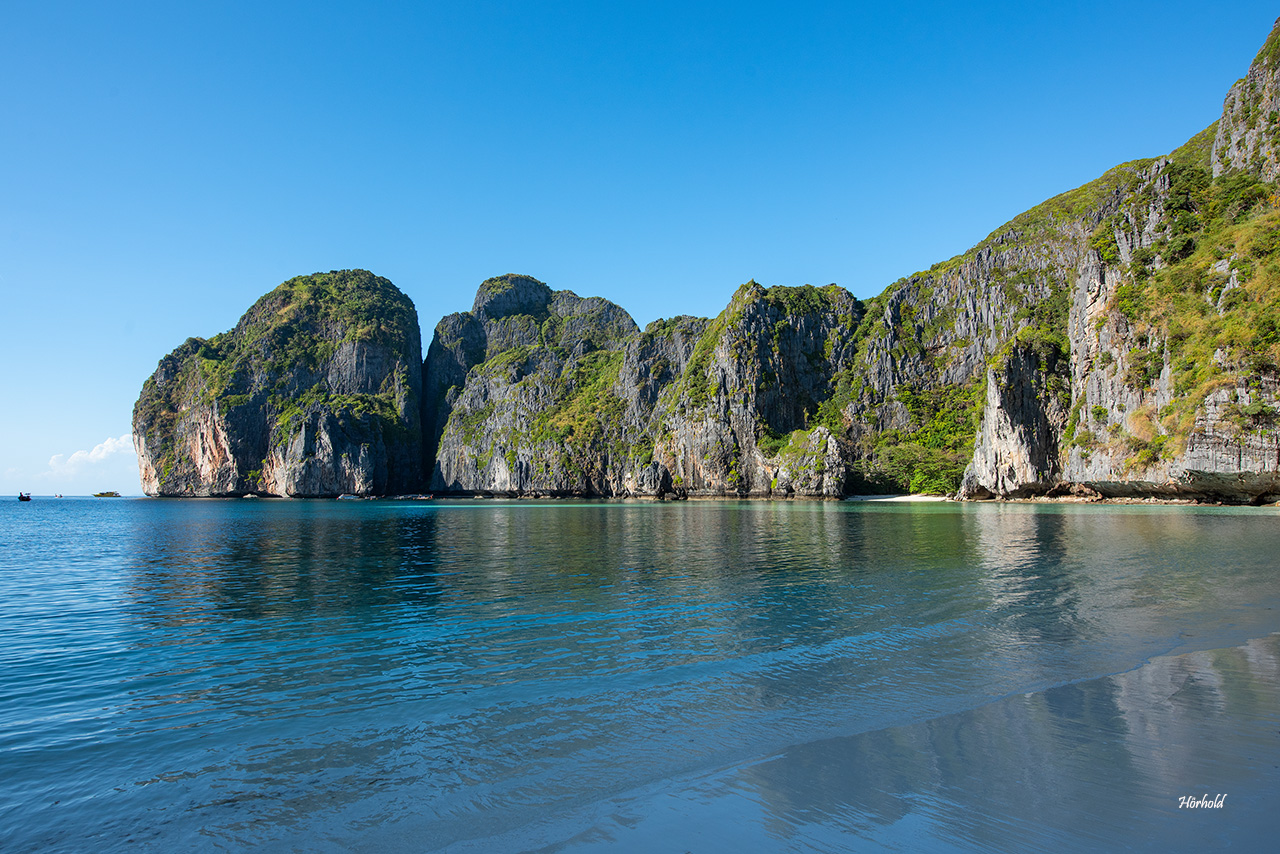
18,493,32,501
93,491,122,498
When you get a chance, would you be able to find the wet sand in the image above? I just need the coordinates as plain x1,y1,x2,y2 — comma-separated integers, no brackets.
449,633,1280,852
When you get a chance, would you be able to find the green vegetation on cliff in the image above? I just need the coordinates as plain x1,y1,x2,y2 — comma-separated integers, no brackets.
133,269,423,496
666,283,756,415
204,270,418,437
667,281,855,418
853,380,984,495
1100,162,1280,456
531,350,627,448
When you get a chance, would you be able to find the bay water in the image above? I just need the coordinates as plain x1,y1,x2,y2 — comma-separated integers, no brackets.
2,498,1278,851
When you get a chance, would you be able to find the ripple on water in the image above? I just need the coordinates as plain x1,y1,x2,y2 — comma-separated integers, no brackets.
1,498,1278,852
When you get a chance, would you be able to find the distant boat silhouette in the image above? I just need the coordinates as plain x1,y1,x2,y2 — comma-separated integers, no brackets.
93,491,121,498
18,493,31,501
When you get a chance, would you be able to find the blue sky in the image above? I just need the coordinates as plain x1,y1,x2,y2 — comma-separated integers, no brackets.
3,1,1277,495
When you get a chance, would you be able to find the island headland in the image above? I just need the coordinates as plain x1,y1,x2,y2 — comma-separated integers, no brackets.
135,19,1280,503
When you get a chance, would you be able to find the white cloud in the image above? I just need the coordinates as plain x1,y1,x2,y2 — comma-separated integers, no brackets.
44,434,136,478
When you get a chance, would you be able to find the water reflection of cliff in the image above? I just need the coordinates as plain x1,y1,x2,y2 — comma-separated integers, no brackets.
124,503,448,625
109,501,1280,851
736,634,1280,850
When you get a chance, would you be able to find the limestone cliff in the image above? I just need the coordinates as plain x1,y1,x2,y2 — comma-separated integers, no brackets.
1213,23,1280,182
654,282,863,496
134,19,1280,504
419,19,1280,502
133,270,422,497
422,274,645,495
420,276,868,498
958,18,1280,502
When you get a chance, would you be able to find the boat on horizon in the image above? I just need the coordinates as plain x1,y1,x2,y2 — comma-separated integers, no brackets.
92,491,122,498
17,493,31,502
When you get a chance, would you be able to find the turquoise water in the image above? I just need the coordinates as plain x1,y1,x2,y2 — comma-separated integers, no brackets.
2,498,1278,851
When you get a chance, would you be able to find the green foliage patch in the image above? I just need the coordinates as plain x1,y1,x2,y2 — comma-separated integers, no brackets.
1012,281,1070,363
531,350,626,447
1104,164,1280,451
866,380,985,494
275,385,406,443
761,282,846,317
1169,122,1219,171
757,425,788,457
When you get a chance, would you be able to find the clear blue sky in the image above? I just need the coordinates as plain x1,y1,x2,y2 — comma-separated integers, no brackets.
3,1,1277,495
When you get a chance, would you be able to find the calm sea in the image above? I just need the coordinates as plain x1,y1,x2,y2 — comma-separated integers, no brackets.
2,497,1278,852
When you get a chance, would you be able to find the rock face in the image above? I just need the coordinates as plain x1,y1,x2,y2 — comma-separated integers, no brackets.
416,17,1280,503
134,19,1280,503
423,274,645,495
419,276,867,497
654,282,863,496
958,18,1280,503
133,270,422,497
961,344,1070,499
1213,24,1280,182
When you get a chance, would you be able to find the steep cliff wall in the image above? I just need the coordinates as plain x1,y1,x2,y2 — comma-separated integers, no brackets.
134,20,1280,503
959,19,1280,502
1213,23,1280,182
423,274,647,495
421,277,868,497
421,16,1280,503
133,270,422,497
654,282,863,496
